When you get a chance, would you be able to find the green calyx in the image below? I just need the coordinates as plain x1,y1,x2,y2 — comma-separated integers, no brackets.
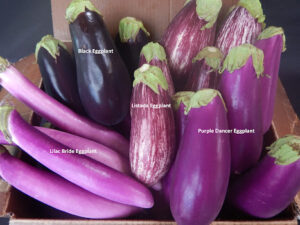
0,57,10,73
140,42,167,63
119,17,150,43
66,0,102,23
192,47,223,71
267,135,300,165
0,105,14,144
258,26,287,52
133,64,168,94
35,35,67,60
238,0,265,24
172,91,195,111
196,0,222,30
175,89,226,115
220,44,264,78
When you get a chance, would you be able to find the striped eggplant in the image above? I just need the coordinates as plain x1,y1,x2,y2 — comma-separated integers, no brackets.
130,64,176,186
255,26,286,133
228,135,300,218
219,43,264,174
215,0,265,56
116,17,150,79
161,0,221,91
170,89,231,225
0,146,137,219
184,46,223,91
66,0,131,126
140,42,175,96
35,35,85,115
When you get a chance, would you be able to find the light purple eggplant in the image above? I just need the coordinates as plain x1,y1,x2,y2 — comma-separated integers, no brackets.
130,64,176,186
255,26,286,133
228,135,300,218
215,0,265,56
219,43,264,174
0,146,137,218
139,42,175,96
160,0,221,91
170,89,231,225
0,106,153,208
184,46,223,91
0,57,129,157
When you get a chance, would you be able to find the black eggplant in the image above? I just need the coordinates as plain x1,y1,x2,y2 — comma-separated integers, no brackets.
66,0,131,126
35,35,85,115
115,17,150,79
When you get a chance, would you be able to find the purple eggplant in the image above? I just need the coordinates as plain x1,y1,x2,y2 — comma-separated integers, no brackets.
35,35,85,115
160,0,221,91
255,26,286,133
66,0,131,126
184,46,223,91
0,146,137,219
228,135,300,218
219,43,264,174
139,42,175,96
170,89,231,225
215,0,265,56
116,17,150,79
130,64,176,186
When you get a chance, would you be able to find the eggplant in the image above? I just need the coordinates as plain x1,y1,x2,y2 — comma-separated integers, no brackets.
219,43,264,174
170,89,231,225
255,26,286,133
130,64,176,186
0,56,129,156
116,17,150,79
35,35,85,115
139,42,175,96
215,0,265,55
160,0,221,91
228,135,300,218
0,105,153,208
0,146,137,219
184,46,223,91
66,0,131,126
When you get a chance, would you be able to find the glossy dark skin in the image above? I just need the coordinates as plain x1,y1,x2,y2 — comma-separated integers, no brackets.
37,46,85,115
69,10,131,126
115,29,150,80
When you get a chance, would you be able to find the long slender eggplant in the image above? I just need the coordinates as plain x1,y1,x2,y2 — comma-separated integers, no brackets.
130,64,175,186
0,56,129,156
219,44,264,174
0,106,153,208
255,26,286,133
160,0,221,91
170,89,231,225
0,146,137,219
215,0,265,56
184,46,223,91
116,17,150,79
228,135,300,218
140,42,175,96
66,0,131,126
35,35,85,114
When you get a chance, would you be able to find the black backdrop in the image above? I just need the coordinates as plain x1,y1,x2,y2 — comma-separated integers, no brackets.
0,0,299,117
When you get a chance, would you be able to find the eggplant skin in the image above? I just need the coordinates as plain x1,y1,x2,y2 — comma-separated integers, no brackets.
70,10,131,126
37,46,85,115
228,155,300,218
116,29,150,80
170,95,231,225
130,84,175,186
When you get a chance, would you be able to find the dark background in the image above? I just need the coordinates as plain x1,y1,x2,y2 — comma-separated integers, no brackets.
0,0,299,117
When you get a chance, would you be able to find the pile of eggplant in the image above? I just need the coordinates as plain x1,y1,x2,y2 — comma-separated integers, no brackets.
0,0,299,224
